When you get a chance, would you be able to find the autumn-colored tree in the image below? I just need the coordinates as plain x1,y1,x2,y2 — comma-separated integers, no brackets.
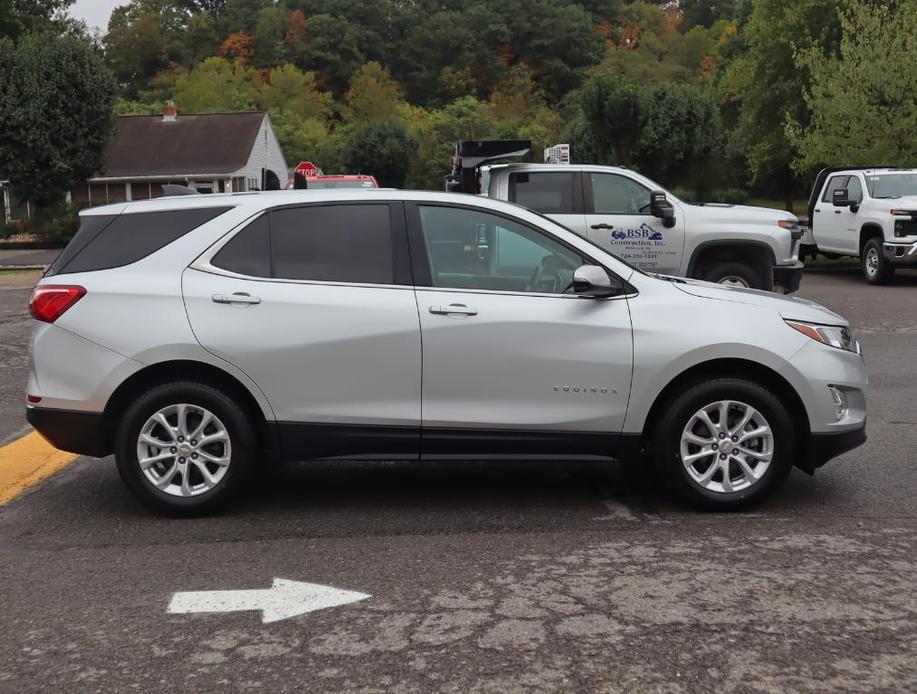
219,31,253,65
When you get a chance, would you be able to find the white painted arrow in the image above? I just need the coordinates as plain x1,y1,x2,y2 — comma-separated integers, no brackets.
167,578,370,623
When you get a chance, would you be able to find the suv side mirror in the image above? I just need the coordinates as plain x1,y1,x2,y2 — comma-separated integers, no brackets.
572,265,620,298
832,189,850,207
650,190,676,228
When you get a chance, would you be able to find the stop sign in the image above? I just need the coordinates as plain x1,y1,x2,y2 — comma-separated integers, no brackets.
294,161,318,177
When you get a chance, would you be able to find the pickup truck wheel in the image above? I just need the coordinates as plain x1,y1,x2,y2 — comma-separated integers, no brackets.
703,261,764,290
652,378,796,510
861,238,894,285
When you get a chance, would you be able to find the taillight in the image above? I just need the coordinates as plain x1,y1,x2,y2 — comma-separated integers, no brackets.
29,285,86,323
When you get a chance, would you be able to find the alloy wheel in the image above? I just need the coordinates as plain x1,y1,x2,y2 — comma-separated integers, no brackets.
865,248,879,278
136,403,232,497
679,400,774,494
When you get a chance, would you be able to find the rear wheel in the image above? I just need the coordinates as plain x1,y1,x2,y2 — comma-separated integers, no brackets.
115,381,256,515
652,378,796,510
703,261,766,290
861,237,894,285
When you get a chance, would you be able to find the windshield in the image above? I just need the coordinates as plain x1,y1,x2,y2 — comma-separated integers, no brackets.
865,173,917,199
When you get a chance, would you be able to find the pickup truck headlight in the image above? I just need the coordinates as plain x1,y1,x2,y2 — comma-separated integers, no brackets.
785,320,861,354
777,219,799,232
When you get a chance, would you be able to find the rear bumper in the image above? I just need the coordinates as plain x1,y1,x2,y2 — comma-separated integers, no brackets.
26,406,110,457
797,424,867,474
883,241,917,266
773,260,804,294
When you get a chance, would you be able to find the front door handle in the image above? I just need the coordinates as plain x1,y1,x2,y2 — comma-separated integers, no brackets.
591,223,615,230
212,292,261,305
429,303,478,316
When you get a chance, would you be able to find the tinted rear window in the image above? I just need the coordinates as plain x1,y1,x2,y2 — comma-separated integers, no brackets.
510,172,575,214
210,214,271,277
271,204,394,284
49,207,232,276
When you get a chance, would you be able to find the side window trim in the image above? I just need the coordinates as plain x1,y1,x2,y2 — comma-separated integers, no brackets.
404,201,630,296
197,201,414,288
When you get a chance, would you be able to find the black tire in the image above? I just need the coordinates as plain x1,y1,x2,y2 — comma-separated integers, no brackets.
115,381,256,516
703,261,767,290
861,237,894,285
651,377,796,511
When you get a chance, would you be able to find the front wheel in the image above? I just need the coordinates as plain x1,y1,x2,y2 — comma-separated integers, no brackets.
115,381,256,515
652,378,796,510
861,237,894,285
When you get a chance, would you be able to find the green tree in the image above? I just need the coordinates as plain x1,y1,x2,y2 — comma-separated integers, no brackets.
0,0,72,40
0,32,116,206
342,121,417,187
262,64,332,121
636,83,724,197
341,61,404,124
104,5,167,93
290,13,364,94
579,72,649,165
722,0,845,208
789,0,917,172
172,56,261,111
252,5,288,67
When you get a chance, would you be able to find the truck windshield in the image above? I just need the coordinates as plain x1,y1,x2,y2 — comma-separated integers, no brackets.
866,173,917,198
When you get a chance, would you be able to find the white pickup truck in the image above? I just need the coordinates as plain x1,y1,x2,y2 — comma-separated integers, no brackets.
446,141,804,293
799,167,917,284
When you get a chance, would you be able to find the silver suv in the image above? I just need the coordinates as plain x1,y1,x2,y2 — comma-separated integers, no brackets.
26,190,867,514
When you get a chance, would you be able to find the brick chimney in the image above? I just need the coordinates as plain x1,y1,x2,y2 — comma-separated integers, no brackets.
162,100,178,122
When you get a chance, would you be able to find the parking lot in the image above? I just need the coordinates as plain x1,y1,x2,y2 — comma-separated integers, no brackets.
1,266,916,692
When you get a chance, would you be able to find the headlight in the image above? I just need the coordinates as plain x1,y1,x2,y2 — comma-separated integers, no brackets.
785,320,861,354
777,219,799,232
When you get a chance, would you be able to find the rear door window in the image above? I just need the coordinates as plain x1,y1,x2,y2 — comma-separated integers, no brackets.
510,172,576,214
271,204,395,284
49,207,232,275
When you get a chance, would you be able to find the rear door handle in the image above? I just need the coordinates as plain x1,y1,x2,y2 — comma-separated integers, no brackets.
212,292,261,305
429,303,478,316
590,223,615,230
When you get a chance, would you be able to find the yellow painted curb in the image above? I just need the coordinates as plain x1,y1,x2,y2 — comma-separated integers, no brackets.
0,431,77,505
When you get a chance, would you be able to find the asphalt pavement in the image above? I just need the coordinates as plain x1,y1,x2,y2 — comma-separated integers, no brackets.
1,266,915,692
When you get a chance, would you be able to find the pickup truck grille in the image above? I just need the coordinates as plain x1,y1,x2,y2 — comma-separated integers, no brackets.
894,216,917,237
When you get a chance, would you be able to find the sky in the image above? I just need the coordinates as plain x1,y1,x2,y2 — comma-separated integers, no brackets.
68,0,123,32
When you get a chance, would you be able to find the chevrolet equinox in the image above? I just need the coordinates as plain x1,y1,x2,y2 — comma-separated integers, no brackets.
26,190,867,514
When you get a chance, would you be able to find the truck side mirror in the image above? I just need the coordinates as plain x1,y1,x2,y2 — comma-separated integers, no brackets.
832,189,850,207
650,191,676,228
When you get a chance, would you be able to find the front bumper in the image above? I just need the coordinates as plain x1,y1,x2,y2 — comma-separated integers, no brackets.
883,241,917,266
773,260,804,294
26,406,110,457
798,424,867,474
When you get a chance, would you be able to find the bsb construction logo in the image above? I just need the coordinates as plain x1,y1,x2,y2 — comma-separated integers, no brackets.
610,222,664,244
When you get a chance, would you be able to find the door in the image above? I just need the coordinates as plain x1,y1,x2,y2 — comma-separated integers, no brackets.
507,170,587,235
584,172,686,274
408,203,634,459
183,202,422,459
814,175,853,253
